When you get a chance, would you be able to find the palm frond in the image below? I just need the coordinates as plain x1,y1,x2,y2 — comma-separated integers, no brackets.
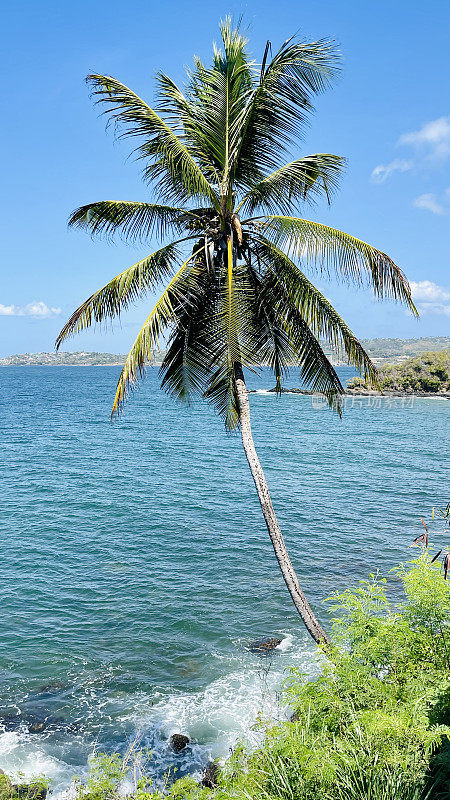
111,245,205,416
155,71,222,187
68,201,188,242
185,18,253,195
56,238,195,349
244,260,298,392
203,237,258,429
231,36,341,186
237,154,345,215
159,270,219,402
244,255,344,411
252,215,418,311
250,234,378,384
203,236,243,429
87,74,221,208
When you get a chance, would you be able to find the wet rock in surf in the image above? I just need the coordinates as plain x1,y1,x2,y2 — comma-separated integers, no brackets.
28,720,45,733
249,637,282,654
201,762,220,788
0,709,69,735
169,733,190,752
36,680,66,694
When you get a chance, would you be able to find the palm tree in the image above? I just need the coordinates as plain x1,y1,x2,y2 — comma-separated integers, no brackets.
57,20,417,645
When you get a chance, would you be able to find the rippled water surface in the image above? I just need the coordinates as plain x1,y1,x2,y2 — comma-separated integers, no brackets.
0,366,448,790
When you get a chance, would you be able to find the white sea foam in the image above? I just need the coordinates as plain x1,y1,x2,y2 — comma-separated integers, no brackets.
0,729,71,788
276,633,294,652
0,637,317,797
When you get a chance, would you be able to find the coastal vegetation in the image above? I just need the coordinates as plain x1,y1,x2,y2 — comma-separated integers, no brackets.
347,350,450,395
56,19,416,642
59,552,450,800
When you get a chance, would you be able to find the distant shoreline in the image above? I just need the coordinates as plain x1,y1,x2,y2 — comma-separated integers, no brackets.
1,338,450,368
0,362,169,368
0,363,126,367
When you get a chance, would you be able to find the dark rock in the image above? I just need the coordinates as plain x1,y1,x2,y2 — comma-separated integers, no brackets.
249,637,282,654
28,721,45,734
36,681,66,694
248,387,314,395
201,762,220,789
1,709,74,737
169,733,190,753
0,713,22,731
0,769,5,775
290,710,300,722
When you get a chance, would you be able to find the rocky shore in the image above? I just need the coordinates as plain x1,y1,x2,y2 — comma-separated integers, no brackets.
249,387,450,399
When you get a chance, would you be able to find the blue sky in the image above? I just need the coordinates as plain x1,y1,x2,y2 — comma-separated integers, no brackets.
1,0,449,357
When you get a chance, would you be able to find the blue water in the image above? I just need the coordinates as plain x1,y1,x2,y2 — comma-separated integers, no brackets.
0,366,448,790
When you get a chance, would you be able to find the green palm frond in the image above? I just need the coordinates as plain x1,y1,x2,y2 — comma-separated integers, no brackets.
244,256,344,411
185,18,253,196
202,238,259,429
250,234,378,384
112,245,204,416
231,36,341,186
56,238,195,349
68,201,188,242
253,215,418,310
244,261,298,392
87,74,221,208
203,237,247,429
159,272,218,403
237,154,345,215
282,311,344,414
155,71,222,187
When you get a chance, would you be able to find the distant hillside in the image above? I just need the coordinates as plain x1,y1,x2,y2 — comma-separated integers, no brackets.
1,338,449,367
347,350,450,395
0,351,166,366
359,337,450,364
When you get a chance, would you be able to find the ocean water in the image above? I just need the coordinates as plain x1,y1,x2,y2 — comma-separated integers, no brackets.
0,366,448,792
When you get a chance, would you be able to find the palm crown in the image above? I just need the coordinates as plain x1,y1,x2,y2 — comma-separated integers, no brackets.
57,19,417,429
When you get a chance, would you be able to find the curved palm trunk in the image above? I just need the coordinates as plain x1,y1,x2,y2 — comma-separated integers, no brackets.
234,363,330,645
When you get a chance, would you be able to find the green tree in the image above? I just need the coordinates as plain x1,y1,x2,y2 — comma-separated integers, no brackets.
57,20,416,643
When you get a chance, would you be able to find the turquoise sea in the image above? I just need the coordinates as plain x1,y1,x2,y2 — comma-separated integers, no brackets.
0,366,449,791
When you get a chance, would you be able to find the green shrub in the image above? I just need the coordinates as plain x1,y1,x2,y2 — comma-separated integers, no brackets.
419,375,441,392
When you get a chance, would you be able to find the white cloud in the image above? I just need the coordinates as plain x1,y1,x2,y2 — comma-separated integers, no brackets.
399,116,450,160
410,280,450,316
413,193,446,215
410,280,450,302
0,301,61,318
371,159,413,183
0,304,16,316
371,116,450,184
